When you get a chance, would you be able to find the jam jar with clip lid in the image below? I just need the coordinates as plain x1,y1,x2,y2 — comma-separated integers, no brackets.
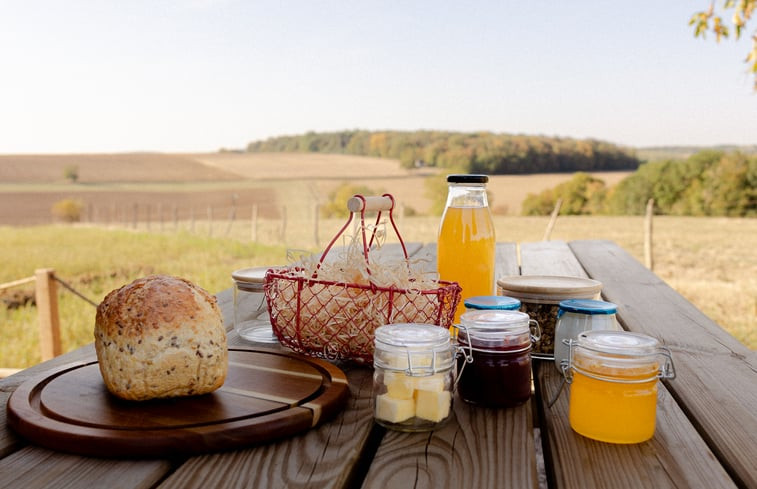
456,310,541,408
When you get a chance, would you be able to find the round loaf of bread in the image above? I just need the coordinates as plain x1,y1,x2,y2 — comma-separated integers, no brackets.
94,275,228,401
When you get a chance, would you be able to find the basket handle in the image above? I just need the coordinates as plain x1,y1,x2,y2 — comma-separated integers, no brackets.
315,194,409,278
347,195,394,213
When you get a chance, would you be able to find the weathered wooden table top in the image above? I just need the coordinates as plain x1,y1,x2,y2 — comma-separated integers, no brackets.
1,240,755,489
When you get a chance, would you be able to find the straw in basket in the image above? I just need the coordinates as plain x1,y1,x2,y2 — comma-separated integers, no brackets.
264,194,461,364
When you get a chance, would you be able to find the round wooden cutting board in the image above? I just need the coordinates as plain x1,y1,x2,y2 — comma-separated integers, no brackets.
6,347,350,458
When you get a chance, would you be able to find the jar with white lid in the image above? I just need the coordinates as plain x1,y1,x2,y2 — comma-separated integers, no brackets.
464,295,521,311
565,330,675,444
231,267,278,344
554,299,620,372
457,310,541,407
373,324,455,432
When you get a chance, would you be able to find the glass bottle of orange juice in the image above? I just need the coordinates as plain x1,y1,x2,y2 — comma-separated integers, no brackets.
437,174,496,325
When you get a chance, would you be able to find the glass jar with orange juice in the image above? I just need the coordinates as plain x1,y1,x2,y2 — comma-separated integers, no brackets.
564,330,676,444
437,174,496,326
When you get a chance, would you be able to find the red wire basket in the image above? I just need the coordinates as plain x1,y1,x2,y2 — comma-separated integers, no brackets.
264,194,461,364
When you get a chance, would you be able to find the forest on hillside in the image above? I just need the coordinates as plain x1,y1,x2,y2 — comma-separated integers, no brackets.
246,130,640,174
522,150,757,217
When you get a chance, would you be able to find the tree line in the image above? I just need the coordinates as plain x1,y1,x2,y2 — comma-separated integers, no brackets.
246,130,640,174
522,150,756,217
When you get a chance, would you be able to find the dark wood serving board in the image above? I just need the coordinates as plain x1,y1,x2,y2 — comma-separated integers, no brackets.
6,347,350,458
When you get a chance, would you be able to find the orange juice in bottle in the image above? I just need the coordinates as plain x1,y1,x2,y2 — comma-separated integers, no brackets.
437,174,495,325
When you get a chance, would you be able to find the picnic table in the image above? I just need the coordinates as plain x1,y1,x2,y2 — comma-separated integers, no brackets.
1,240,755,489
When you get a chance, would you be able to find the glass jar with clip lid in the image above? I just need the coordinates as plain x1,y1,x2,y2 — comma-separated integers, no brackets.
456,309,541,408
553,299,620,372
232,267,279,344
564,330,676,444
373,323,457,432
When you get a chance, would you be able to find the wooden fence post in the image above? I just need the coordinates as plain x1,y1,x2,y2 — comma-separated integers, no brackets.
158,203,164,232
543,198,563,241
251,204,258,242
225,199,237,237
279,205,287,242
644,198,654,270
35,268,62,361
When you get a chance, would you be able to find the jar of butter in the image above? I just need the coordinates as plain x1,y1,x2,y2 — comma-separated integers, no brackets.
373,323,455,432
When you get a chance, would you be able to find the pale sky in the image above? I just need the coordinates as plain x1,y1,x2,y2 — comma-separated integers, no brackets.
1,0,755,154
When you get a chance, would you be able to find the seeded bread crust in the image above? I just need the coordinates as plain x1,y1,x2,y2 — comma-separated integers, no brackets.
94,275,228,401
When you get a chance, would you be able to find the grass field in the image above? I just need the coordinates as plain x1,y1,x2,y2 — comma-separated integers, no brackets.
1,215,754,369
0,152,754,369
0,226,289,368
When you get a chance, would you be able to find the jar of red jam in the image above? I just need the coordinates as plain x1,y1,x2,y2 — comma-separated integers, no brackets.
456,310,541,408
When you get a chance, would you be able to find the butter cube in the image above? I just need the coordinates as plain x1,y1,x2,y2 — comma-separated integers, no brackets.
414,389,451,423
383,371,415,400
414,373,446,392
375,393,415,423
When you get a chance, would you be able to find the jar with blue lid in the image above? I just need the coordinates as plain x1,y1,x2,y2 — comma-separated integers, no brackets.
464,295,521,311
554,299,620,372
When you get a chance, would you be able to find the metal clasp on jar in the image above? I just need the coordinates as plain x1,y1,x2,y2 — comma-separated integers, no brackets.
529,319,541,344
561,339,677,384
453,323,474,388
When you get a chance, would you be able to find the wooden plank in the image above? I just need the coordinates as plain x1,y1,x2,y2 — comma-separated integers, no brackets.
496,242,520,279
0,447,171,489
519,240,587,278
521,240,737,489
569,239,757,488
363,242,538,488
156,365,376,489
363,400,537,489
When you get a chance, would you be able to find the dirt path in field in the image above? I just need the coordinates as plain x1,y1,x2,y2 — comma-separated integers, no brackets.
0,153,242,183
0,152,632,224
0,189,278,225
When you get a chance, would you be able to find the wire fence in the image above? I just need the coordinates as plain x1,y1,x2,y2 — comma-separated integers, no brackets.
0,269,98,377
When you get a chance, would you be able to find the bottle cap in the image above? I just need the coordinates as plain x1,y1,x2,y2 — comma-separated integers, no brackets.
447,174,488,184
